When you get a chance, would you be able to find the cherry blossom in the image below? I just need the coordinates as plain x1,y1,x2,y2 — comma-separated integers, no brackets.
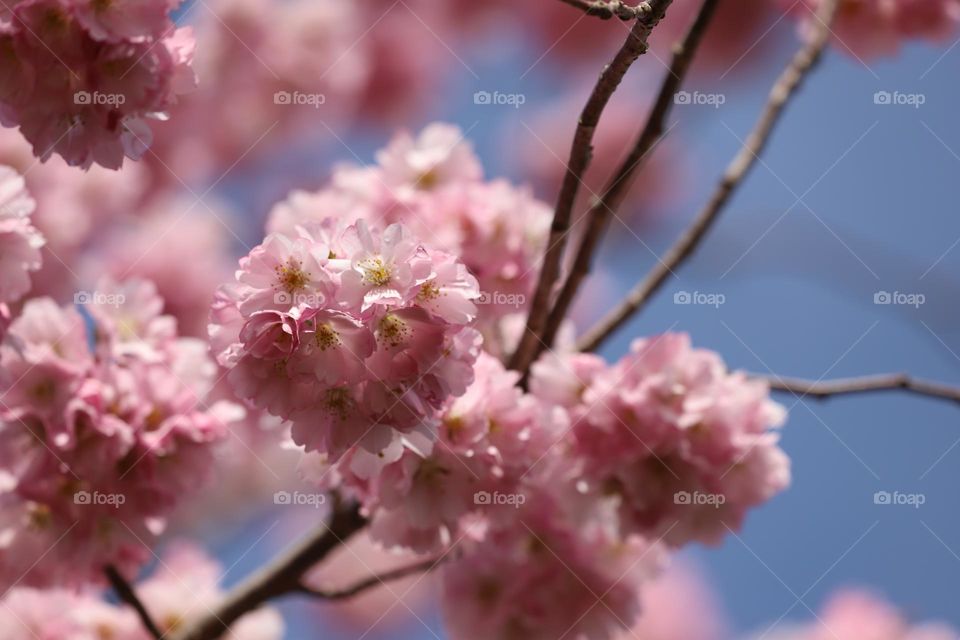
533,333,790,547
0,279,234,589
0,0,196,169
212,217,481,464
0,165,43,306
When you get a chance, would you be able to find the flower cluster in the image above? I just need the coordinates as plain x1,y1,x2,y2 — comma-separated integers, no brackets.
0,278,233,589
301,332,787,638
266,123,552,331
211,217,482,464
0,542,283,639
0,165,43,307
534,333,789,547
789,0,960,57
313,352,567,552
0,0,196,169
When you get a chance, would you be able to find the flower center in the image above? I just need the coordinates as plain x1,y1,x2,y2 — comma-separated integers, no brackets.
324,387,353,420
314,323,340,351
378,314,409,348
360,258,392,287
418,281,441,302
275,258,310,293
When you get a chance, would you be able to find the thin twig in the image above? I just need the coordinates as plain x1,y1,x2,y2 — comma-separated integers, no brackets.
758,373,960,405
534,0,721,369
298,555,445,601
557,0,650,20
509,0,674,376
170,501,366,640
577,0,840,353
105,565,163,640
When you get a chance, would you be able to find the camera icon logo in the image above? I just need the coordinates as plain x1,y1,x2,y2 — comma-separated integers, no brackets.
274,91,292,105
473,91,492,105
673,491,691,505
74,91,92,105
74,291,92,305
273,491,292,505
674,91,692,105
473,490,492,505
274,291,293,305
74,490,92,505
874,291,891,304
873,491,892,505
674,291,692,304
874,91,892,105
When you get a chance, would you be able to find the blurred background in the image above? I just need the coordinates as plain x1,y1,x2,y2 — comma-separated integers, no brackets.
7,0,959,637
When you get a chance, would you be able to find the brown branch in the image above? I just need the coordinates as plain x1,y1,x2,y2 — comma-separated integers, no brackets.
105,565,163,640
297,555,445,601
757,373,960,405
509,0,674,376
556,0,650,20
533,0,721,368
577,0,840,353
170,501,366,640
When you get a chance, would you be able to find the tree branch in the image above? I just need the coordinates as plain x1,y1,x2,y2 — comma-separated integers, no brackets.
757,373,960,405
556,0,651,20
105,565,163,640
533,0,721,368
509,0,674,376
297,555,445,601
170,501,366,640
577,0,840,353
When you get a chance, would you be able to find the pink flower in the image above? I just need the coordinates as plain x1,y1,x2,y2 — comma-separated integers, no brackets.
264,124,551,333
338,220,433,312
441,494,664,640
377,122,483,198
0,165,43,304
533,333,789,547
0,281,235,589
236,232,334,316
1,0,196,168
212,216,480,463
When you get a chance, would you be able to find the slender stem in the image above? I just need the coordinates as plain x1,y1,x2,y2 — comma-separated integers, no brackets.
534,0,721,368
556,0,650,20
577,0,840,353
170,502,366,640
758,373,960,404
298,555,445,601
105,565,163,640
509,0,674,376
